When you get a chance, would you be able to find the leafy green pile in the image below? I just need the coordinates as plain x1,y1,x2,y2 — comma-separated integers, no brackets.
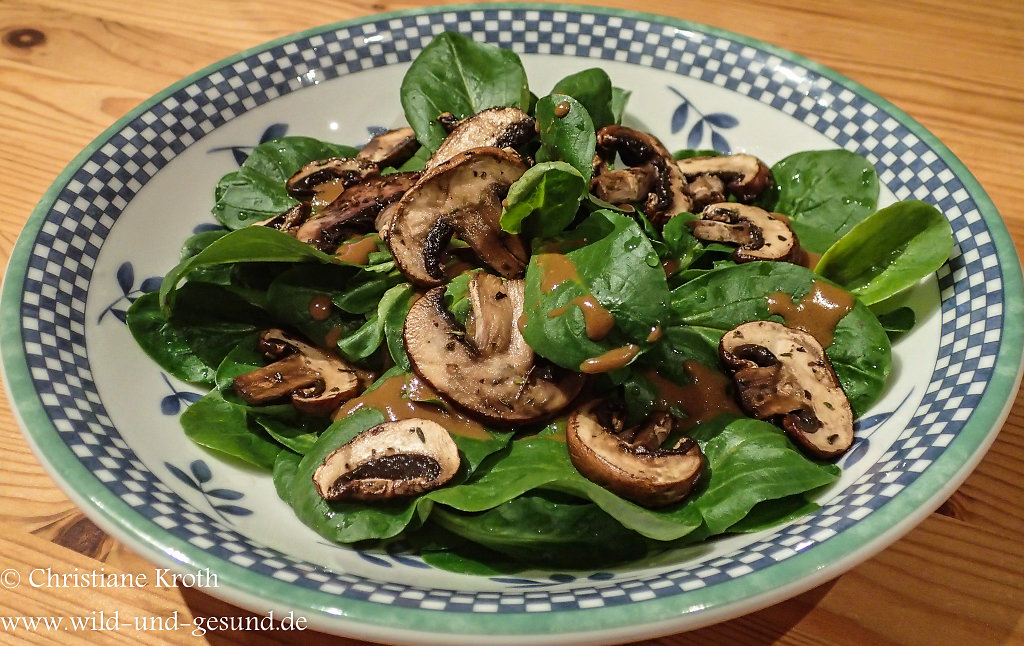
129,32,953,572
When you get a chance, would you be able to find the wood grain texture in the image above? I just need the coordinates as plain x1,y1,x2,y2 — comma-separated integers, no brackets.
1,0,1022,644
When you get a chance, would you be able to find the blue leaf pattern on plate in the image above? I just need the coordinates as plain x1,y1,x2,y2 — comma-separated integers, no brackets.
97,261,162,324
164,459,251,523
843,389,916,468
666,86,737,152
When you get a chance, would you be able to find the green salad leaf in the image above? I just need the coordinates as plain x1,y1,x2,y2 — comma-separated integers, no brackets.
767,149,880,253
670,261,892,415
519,210,671,371
815,200,954,305
213,137,359,229
400,32,530,152
535,94,597,180
500,161,588,238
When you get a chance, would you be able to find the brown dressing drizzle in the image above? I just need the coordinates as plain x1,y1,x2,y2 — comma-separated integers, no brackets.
766,280,855,347
661,258,681,277
308,294,333,322
548,295,616,341
799,249,822,271
334,234,380,265
335,373,492,440
554,101,571,118
536,252,580,293
644,361,741,430
646,325,663,343
311,179,346,212
324,326,344,348
579,344,640,374
536,252,617,341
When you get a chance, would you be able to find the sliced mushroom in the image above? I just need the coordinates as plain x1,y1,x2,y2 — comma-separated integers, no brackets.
285,157,380,199
593,125,692,226
426,107,536,169
676,153,773,205
688,203,803,263
313,418,460,501
254,202,311,233
589,164,656,205
403,273,585,425
387,147,529,287
295,171,420,252
567,400,704,508
719,320,853,459
356,127,420,168
232,328,366,416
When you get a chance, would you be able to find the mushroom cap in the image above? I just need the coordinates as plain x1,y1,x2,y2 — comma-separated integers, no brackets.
232,328,364,416
286,157,379,198
719,320,854,459
313,418,460,501
387,147,529,287
294,171,420,252
689,203,803,263
356,127,421,168
594,125,692,225
426,107,536,169
403,274,585,425
566,400,704,508
676,153,774,204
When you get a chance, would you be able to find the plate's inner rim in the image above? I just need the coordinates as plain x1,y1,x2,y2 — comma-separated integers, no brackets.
3,4,1011,624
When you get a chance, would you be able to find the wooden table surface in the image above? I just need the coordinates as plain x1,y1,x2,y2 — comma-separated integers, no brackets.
1,0,1022,644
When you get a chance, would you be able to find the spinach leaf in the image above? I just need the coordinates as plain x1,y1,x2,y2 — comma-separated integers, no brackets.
285,408,511,543
815,200,954,305
550,68,616,130
430,493,650,568
272,450,303,501
670,262,891,415
180,390,281,471
688,416,839,534
535,94,596,180
874,306,916,341
213,137,359,229
127,285,269,386
428,435,703,541
726,495,820,533
768,149,879,253
159,226,337,314
499,161,587,238
337,283,415,365
264,264,367,347
519,210,672,371
610,87,631,125
400,32,530,152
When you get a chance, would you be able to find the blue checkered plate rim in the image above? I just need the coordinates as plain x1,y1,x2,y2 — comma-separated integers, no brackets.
2,3,1022,644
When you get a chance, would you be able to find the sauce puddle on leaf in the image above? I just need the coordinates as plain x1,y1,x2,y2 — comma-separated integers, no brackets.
766,280,854,347
336,373,492,440
644,361,741,430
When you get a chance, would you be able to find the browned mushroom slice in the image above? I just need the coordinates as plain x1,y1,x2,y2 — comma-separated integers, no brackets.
436,112,461,133
313,418,460,501
426,107,536,169
403,274,585,425
356,127,421,168
295,171,421,252
387,147,529,287
594,125,692,226
688,203,803,263
285,157,379,198
589,164,656,205
676,153,773,204
254,202,311,233
719,320,854,459
566,400,704,508
232,328,366,416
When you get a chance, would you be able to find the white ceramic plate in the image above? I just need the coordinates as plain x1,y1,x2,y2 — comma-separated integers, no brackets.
3,4,1022,644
